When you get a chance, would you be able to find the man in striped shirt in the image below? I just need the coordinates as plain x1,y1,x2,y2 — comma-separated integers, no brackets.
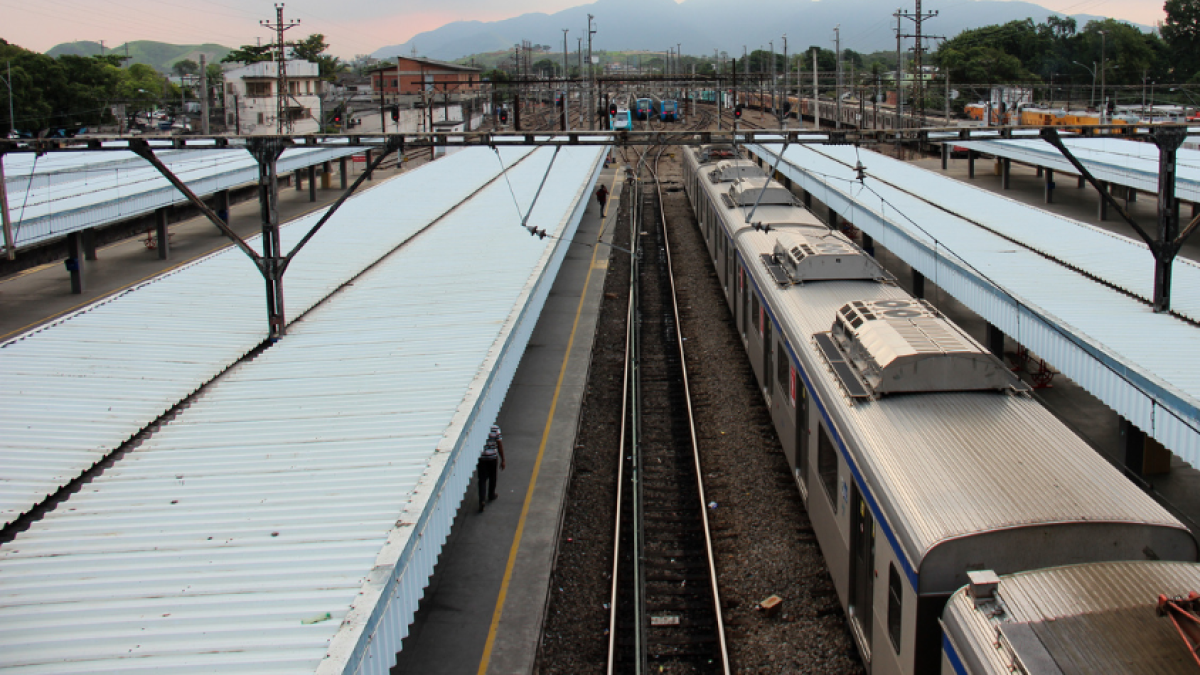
478,424,506,513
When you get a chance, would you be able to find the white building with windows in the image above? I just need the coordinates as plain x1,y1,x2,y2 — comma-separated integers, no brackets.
224,60,322,135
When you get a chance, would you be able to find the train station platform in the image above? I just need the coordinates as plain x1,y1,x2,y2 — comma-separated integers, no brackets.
391,158,622,675
0,145,617,673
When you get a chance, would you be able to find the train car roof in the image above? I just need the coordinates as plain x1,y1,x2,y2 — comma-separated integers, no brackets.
942,561,1200,674
723,208,1193,593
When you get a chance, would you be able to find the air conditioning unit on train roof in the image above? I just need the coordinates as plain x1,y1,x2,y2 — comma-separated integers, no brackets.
772,231,889,283
709,159,760,182
824,299,1026,396
727,177,793,206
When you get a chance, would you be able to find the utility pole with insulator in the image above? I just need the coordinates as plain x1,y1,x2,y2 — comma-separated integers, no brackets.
260,3,300,134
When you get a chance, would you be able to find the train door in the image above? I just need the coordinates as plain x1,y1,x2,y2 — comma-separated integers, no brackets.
850,484,875,661
763,314,774,404
738,266,747,337
794,370,808,499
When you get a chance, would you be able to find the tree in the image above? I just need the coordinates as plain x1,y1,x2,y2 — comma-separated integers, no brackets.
1163,0,1200,79
172,59,199,77
290,33,345,81
222,44,274,65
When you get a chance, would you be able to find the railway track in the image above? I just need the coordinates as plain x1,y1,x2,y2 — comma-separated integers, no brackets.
606,140,730,674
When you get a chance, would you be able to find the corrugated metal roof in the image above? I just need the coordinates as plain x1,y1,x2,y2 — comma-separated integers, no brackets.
0,145,605,674
0,147,538,527
3,146,362,249
749,140,1200,470
943,561,1200,674
947,137,1200,202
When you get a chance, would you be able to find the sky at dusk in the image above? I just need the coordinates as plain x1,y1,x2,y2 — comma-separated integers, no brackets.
0,0,1169,59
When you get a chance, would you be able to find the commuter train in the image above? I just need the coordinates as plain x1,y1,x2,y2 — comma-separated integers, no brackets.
682,144,1198,674
634,97,653,121
943,559,1200,673
610,106,633,131
649,94,680,122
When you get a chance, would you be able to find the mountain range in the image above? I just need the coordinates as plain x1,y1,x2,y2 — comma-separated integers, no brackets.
372,0,1153,62
46,41,231,73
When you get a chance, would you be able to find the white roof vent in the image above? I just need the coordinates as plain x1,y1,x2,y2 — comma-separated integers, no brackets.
709,159,761,183
725,177,793,206
769,231,890,283
814,299,1027,397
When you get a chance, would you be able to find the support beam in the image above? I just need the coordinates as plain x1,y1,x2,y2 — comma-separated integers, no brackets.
365,149,373,180
941,145,947,170
81,228,98,261
1001,158,1010,190
1098,182,1109,221
1153,127,1186,312
1044,168,1054,204
967,149,975,178
339,156,348,189
65,231,84,294
912,269,925,298
295,169,303,192
155,208,169,260
308,165,317,203
0,153,13,260
248,138,290,340
127,140,262,269
322,161,332,189
216,190,231,224
986,323,1004,358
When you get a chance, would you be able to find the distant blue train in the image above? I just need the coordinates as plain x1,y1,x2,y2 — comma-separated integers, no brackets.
634,98,653,121
653,97,680,122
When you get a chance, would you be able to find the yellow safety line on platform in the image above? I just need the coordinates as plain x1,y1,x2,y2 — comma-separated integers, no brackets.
477,173,611,675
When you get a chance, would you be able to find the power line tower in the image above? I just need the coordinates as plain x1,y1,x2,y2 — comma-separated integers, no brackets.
261,3,300,134
895,0,942,126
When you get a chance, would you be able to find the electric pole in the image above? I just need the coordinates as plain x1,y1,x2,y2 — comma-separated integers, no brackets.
261,3,300,134
587,14,595,130
896,0,940,126
833,26,841,129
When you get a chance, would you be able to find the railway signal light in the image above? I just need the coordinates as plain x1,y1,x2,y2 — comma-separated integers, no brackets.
500,109,509,124
390,106,400,122
734,105,743,119
609,103,617,117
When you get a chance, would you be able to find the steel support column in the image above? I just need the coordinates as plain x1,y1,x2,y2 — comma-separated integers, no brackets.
65,231,84,294
308,165,317,202
967,149,975,178
322,161,332,189
155,208,169,260
339,156,348,189
1099,182,1109,221
1044,168,1054,204
1001,158,1010,190
248,138,291,340
1153,127,1186,312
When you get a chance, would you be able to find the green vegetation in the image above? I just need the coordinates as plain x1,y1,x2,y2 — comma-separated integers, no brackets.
2,38,188,133
223,33,347,81
47,40,230,74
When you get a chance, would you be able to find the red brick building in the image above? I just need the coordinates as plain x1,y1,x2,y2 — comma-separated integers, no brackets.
369,57,482,96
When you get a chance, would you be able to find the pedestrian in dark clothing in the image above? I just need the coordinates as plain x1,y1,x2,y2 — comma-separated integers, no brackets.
596,184,609,212
478,424,505,512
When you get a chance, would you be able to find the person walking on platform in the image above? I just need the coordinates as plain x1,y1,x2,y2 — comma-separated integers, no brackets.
596,183,609,212
478,424,505,512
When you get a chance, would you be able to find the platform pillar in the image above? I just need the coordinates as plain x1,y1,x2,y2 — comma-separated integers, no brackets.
986,323,1004,358
322,161,332,189
941,146,948,170
967,150,975,178
295,170,303,192
1098,182,1109,221
1192,202,1199,219
81,228,98,260
912,269,925,298
1001,158,1011,190
365,150,373,180
1044,168,1054,204
155,207,170,260
339,157,348,189
308,165,317,202
216,189,231,224
861,233,874,256
1077,175,1086,189
65,231,84,294
1036,166,1043,177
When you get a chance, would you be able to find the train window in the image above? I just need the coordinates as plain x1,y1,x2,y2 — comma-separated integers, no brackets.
776,343,789,395
888,564,902,653
750,293,760,337
818,423,838,504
